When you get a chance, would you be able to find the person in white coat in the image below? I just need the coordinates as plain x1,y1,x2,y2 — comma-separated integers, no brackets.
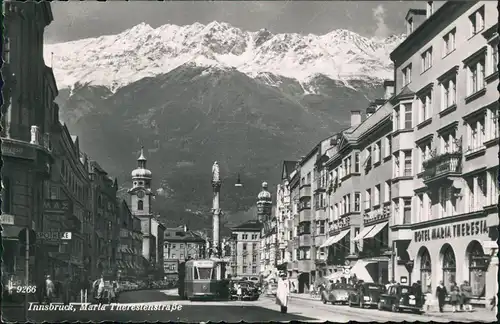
275,271,290,313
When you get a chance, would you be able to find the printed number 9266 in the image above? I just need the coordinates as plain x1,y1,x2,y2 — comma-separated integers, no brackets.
16,286,37,293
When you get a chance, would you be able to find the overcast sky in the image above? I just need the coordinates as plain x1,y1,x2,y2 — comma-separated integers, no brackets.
45,1,424,44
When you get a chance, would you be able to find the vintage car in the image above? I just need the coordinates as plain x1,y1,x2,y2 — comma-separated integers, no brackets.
321,283,355,305
377,285,424,313
348,282,386,308
230,281,260,301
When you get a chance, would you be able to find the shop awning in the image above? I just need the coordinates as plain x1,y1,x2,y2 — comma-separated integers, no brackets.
325,271,349,281
349,259,377,283
1,225,23,240
320,236,337,248
331,229,350,245
353,225,375,241
363,222,388,240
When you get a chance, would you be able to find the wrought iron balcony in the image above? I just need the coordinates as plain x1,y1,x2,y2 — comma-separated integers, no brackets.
422,151,462,183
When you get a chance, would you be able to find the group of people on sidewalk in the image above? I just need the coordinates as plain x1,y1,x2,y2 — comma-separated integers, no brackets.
40,273,118,304
434,280,474,313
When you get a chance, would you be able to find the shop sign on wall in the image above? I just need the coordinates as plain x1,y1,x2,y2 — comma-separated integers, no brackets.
414,219,488,243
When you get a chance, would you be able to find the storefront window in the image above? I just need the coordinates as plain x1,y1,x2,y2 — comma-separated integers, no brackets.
468,241,486,297
442,244,456,292
420,248,432,293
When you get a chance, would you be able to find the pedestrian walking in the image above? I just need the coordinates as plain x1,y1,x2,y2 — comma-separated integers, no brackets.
276,271,290,313
236,283,242,301
460,280,473,312
45,275,55,304
424,285,435,312
436,281,447,313
449,283,460,312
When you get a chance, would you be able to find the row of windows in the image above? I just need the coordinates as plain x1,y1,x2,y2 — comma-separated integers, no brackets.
241,234,259,240
403,5,493,86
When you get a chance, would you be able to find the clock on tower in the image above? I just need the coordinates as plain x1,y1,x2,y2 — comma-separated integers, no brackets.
137,190,145,198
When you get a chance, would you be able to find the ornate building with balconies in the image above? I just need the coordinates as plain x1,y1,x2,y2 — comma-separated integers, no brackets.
276,161,297,271
1,2,56,287
389,1,498,306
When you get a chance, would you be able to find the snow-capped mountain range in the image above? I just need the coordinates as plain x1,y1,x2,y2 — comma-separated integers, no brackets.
44,21,404,92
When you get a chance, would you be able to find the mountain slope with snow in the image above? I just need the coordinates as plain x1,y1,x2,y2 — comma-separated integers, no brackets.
45,21,403,91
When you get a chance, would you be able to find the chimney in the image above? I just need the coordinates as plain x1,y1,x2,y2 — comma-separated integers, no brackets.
350,110,362,128
383,80,395,99
426,1,434,19
366,105,376,119
405,9,427,35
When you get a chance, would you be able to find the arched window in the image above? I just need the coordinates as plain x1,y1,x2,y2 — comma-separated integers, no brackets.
138,200,143,211
442,244,456,292
420,248,432,293
468,241,486,297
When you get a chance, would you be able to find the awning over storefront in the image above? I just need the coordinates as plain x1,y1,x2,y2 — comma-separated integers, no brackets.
325,271,349,281
1,225,23,240
320,236,336,248
350,259,378,283
331,229,350,245
363,222,388,240
353,225,375,241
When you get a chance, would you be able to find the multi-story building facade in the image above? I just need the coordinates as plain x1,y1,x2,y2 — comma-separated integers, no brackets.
44,123,92,281
164,225,206,261
117,199,144,280
231,220,261,278
310,135,341,279
321,84,395,283
294,147,316,291
287,165,300,291
389,1,498,305
1,2,55,286
151,217,166,279
132,215,145,276
89,161,119,277
275,161,297,270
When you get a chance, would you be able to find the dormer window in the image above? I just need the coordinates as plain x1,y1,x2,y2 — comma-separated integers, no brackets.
407,17,414,34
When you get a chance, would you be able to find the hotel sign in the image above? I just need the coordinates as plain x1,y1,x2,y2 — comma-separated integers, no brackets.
414,219,488,243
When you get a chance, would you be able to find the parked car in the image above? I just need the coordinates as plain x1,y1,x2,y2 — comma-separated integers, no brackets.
348,282,386,308
230,281,260,301
321,283,355,305
377,284,424,313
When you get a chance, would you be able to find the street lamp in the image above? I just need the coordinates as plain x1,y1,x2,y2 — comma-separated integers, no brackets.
235,173,243,187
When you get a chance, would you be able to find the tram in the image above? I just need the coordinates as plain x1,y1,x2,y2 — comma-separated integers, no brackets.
178,259,228,300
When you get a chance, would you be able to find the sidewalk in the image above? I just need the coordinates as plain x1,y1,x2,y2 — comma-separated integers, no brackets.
425,306,497,322
290,293,496,322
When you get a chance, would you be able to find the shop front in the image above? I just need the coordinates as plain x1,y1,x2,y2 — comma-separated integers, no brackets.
402,214,497,305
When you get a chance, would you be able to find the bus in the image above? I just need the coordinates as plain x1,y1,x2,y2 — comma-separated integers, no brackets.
178,259,228,300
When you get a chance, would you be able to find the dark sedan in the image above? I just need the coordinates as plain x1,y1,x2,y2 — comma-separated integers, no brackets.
348,283,386,308
230,281,260,301
377,284,424,314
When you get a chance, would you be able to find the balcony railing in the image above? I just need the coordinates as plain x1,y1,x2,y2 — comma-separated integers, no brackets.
314,179,327,192
423,152,462,183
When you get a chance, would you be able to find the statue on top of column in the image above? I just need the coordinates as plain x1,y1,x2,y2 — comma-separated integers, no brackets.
212,161,220,183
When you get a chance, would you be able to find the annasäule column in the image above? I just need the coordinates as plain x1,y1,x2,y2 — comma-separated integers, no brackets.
211,161,222,256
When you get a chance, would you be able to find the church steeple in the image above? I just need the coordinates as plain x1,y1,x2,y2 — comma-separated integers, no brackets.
138,146,147,169
131,146,152,189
